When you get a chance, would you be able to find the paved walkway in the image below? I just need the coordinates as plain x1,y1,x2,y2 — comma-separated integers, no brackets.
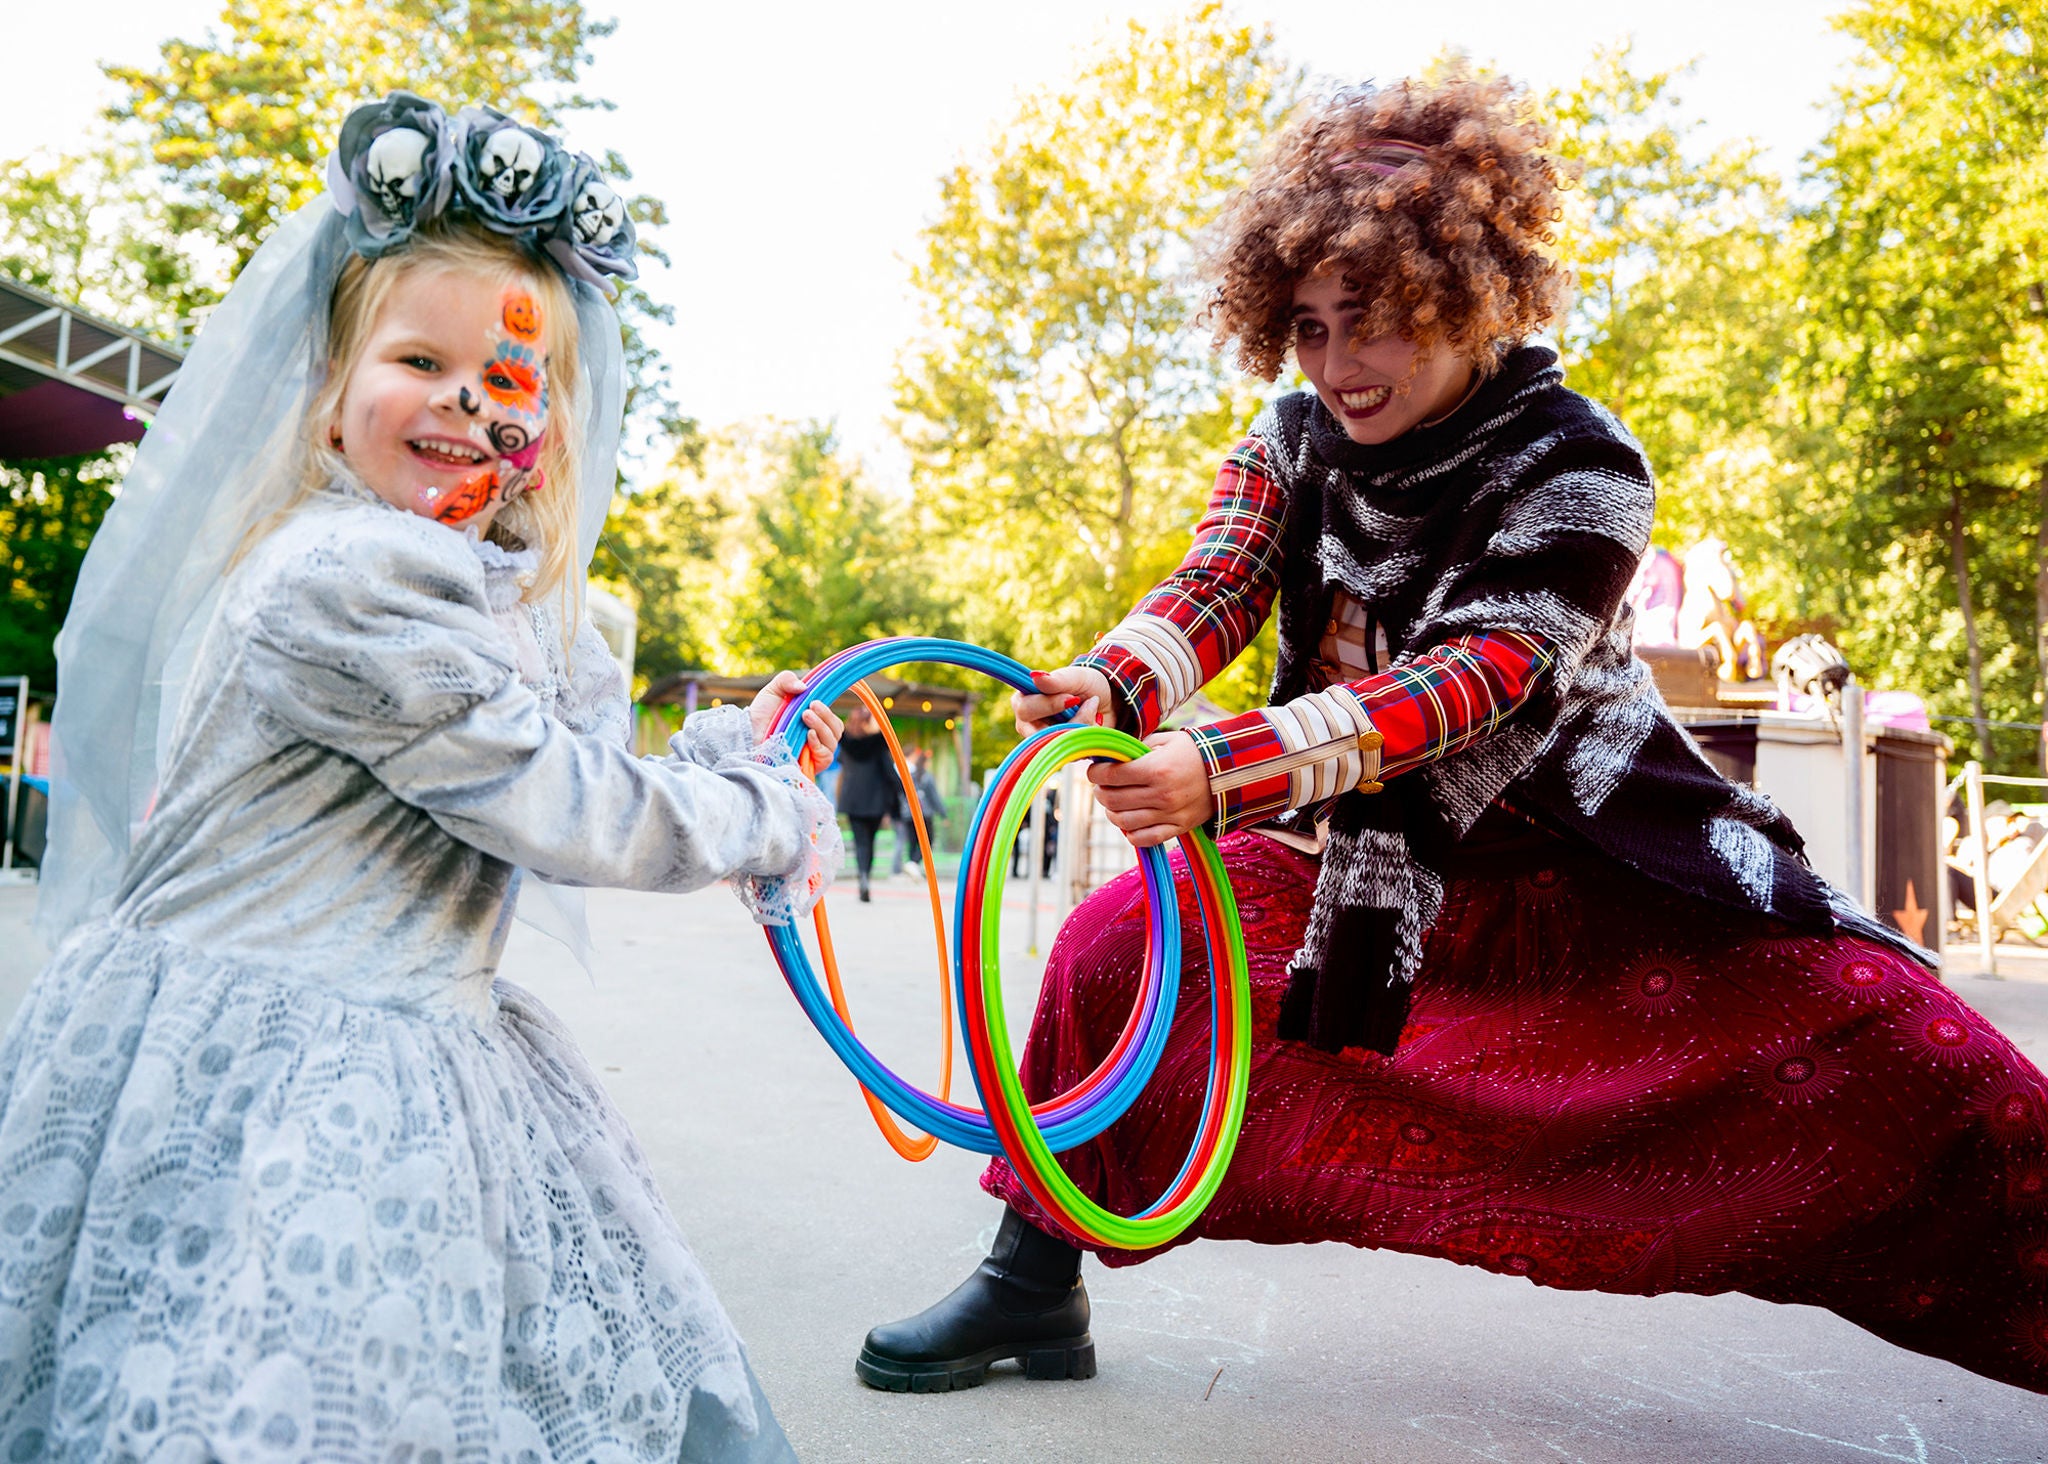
2,877,2044,1462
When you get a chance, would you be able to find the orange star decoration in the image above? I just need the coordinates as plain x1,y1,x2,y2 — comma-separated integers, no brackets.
1893,880,1929,946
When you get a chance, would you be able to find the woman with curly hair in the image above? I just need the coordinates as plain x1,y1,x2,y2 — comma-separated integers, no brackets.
857,73,2048,1396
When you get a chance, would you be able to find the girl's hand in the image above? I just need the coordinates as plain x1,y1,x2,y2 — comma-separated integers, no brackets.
1013,666,1113,734
1087,731,1212,848
751,671,844,765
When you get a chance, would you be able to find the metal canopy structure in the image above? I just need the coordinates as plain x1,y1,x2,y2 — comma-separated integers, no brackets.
642,670,975,725
0,274,185,458
641,669,980,789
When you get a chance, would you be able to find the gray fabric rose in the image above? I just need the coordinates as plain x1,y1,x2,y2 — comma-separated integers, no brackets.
452,107,574,235
326,92,456,258
545,153,640,286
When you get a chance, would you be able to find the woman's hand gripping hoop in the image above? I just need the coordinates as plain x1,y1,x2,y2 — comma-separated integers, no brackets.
762,638,1253,1248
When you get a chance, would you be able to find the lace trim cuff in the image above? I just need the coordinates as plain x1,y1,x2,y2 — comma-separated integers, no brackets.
723,735,842,927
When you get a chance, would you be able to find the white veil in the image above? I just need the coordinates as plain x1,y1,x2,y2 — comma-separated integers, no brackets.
37,191,628,946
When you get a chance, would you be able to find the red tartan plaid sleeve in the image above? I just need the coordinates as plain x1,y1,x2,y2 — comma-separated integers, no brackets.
1186,630,1558,836
1075,437,1284,736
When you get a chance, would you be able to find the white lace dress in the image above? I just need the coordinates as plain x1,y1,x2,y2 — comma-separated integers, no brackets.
0,487,835,1463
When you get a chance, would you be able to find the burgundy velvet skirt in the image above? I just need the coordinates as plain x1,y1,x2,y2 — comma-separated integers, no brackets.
981,832,2048,1393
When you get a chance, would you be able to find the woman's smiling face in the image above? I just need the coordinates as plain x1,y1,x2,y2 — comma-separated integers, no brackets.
1290,271,1473,445
331,265,551,533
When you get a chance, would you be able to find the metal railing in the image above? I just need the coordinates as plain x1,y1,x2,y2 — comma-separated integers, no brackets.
1949,761,2048,977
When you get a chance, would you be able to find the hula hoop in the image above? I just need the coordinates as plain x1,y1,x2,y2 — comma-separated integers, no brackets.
798,678,953,1161
762,641,1183,1153
959,725,1251,1249
762,637,1251,1245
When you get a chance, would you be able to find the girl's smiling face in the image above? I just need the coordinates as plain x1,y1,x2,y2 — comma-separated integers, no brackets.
331,265,550,533
1290,271,1474,445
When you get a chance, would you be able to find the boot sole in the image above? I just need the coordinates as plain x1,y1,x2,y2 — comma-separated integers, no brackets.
854,1335,1096,1393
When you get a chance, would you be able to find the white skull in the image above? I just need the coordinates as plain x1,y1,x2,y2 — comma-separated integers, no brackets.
572,181,625,246
479,129,544,201
363,127,430,215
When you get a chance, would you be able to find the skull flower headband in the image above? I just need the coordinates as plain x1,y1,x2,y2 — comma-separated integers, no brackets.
326,91,637,289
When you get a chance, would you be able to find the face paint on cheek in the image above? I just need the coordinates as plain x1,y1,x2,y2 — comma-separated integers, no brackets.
419,469,503,525
485,419,545,472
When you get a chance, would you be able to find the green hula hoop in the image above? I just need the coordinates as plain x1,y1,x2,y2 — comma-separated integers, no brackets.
971,725,1252,1250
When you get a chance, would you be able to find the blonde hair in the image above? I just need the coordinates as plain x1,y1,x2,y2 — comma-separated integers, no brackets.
243,221,586,622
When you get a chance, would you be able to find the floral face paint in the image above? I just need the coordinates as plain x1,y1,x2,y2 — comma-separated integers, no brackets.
424,288,552,525
332,268,552,534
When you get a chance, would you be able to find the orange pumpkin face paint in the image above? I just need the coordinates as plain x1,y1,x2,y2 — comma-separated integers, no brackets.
502,289,542,344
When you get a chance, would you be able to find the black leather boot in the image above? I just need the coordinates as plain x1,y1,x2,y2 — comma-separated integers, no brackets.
855,1207,1093,1392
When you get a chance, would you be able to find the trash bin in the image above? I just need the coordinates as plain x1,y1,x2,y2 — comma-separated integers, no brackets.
10,775,45,869
1670,711,1947,950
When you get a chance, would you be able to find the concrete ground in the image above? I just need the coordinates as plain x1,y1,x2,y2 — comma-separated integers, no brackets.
2,875,2045,1463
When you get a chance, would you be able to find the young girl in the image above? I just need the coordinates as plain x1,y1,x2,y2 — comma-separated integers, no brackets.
858,73,2048,1398
1,95,838,1461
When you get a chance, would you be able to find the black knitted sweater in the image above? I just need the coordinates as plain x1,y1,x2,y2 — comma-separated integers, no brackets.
1256,345,1927,1055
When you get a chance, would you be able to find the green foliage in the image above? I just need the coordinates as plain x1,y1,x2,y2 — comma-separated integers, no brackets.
723,424,954,674
1793,0,2048,760
96,0,681,429
0,147,220,335
1537,49,1830,644
105,0,614,272
0,454,126,688
593,421,950,692
1546,45,1803,483
1531,14,2048,770
896,3,1301,677
589,426,726,692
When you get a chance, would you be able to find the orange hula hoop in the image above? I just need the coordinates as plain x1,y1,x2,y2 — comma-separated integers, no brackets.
800,679,954,1160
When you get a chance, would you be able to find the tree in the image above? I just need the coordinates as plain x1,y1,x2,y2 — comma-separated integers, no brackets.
589,424,727,692
105,0,613,273
591,422,952,691
1535,49,1839,661
723,424,954,673
895,3,1300,680
0,146,221,337
1531,23,2048,771
101,0,682,428
0,0,690,693
0,455,127,690
1545,45,1802,493
1799,0,2048,761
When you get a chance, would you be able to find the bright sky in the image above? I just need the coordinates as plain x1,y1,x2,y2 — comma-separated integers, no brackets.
7,1,1859,470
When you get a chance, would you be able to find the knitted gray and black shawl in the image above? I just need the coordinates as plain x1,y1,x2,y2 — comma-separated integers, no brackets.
1257,345,1929,1055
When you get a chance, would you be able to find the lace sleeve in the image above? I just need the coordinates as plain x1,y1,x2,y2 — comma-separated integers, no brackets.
561,609,632,746
721,733,841,926
660,706,842,924
239,512,821,895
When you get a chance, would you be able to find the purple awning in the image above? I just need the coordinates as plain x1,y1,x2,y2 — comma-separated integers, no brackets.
0,379,148,458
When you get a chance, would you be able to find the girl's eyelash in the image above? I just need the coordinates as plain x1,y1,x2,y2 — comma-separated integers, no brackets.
405,355,439,371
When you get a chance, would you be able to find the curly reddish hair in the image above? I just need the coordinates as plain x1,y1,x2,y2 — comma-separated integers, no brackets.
1200,72,1573,381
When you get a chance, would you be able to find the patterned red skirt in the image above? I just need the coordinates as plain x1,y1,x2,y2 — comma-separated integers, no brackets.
982,832,2048,1393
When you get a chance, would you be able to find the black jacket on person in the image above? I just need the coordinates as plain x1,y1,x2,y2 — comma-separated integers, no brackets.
1239,347,1924,1055
834,732,902,821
